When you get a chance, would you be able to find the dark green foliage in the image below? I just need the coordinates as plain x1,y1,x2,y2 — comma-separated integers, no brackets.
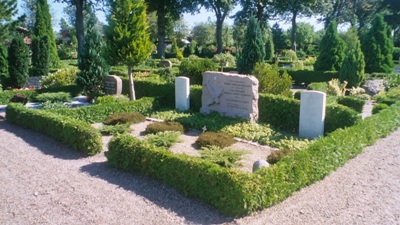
100,123,132,136
264,32,274,61
0,0,17,42
200,145,245,168
337,96,366,113
0,90,36,104
35,92,71,103
77,5,109,94
6,103,102,155
145,121,184,134
374,95,397,106
271,22,289,52
372,103,389,114
307,82,328,92
267,148,292,164
324,104,361,134
284,69,340,85
36,85,82,97
33,0,59,67
103,112,146,125
314,21,345,71
0,43,8,83
294,91,302,100
145,131,181,148
7,34,30,88
253,63,292,97
49,97,158,123
362,15,394,73
196,131,236,149
178,58,217,85
9,93,28,104
31,36,49,77
175,111,244,132
104,103,400,216
339,40,365,88
237,16,265,74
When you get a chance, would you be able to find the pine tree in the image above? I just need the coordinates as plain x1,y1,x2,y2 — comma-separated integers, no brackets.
314,21,345,72
0,43,8,83
237,16,265,75
31,36,49,77
340,40,365,88
265,30,275,61
8,34,30,88
76,5,109,95
105,0,152,100
33,0,59,67
362,15,394,73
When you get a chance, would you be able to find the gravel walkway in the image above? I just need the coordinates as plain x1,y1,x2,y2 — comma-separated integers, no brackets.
1,116,399,224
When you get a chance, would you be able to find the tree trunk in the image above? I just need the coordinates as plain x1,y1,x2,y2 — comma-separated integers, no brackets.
128,65,136,100
156,7,166,59
75,0,85,59
216,17,223,54
291,11,297,52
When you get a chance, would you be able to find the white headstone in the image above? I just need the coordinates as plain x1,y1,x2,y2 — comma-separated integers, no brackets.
200,72,259,122
299,91,326,139
175,76,190,111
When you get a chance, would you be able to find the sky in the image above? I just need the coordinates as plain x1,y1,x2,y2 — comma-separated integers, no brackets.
16,1,326,32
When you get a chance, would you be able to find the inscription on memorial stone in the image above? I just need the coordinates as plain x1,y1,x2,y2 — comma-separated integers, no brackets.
104,75,122,95
201,72,259,122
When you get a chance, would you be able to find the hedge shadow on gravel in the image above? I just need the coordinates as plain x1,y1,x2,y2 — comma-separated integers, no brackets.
0,120,86,160
79,162,234,224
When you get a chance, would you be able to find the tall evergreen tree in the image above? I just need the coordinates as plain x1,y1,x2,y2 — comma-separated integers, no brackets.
33,0,59,67
340,38,365,88
77,5,109,95
362,14,394,73
264,30,274,61
236,16,265,74
271,23,288,52
105,0,152,100
0,0,18,42
0,43,8,83
314,21,345,71
31,36,49,77
8,34,30,88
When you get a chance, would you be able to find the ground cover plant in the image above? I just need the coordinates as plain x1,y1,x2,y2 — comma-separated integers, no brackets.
100,123,132,136
200,145,247,168
145,121,185,134
103,112,146,125
196,131,237,149
144,131,182,148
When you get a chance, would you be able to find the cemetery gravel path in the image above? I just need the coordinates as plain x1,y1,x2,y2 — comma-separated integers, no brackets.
1,116,400,224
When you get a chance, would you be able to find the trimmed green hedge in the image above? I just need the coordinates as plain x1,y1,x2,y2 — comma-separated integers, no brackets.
49,97,159,123
258,94,360,133
282,69,339,85
337,96,366,113
106,102,400,216
6,103,102,155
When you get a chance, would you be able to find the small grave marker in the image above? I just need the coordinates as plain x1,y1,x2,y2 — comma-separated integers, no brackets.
158,60,172,68
175,76,190,111
299,91,326,139
104,75,122,95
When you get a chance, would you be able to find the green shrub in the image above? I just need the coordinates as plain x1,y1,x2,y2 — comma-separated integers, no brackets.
95,95,130,104
40,101,70,110
103,112,146,125
267,149,292,164
36,85,82,97
145,131,182,148
145,121,184,134
325,104,361,134
100,123,132,136
8,34,30,88
374,95,397,106
284,69,339,85
178,58,216,85
294,91,302,100
35,92,71,103
9,93,28,104
0,90,37,104
200,145,246,168
307,82,328,92
41,67,78,88
372,103,389,114
386,86,400,100
6,103,102,155
253,63,293,97
196,131,236,148
337,96,366,113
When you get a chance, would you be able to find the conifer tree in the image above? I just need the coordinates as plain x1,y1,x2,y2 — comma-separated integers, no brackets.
0,43,8,83
362,15,394,73
340,40,365,88
105,0,152,100
236,16,265,75
171,38,184,60
31,36,49,77
33,0,59,67
265,31,275,61
77,5,109,94
314,21,345,71
8,34,30,88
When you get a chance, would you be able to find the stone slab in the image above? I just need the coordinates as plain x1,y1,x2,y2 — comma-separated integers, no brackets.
200,72,259,122
299,91,326,139
175,76,190,111
158,60,172,68
104,75,122,95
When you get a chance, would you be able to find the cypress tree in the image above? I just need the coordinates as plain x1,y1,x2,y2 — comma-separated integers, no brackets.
362,15,394,73
8,34,30,88
314,21,345,71
31,36,49,77
105,0,152,100
340,40,365,88
77,5,109,95
237,16,265,75
265,31,275,61
0,43,8,84
33,0,59,67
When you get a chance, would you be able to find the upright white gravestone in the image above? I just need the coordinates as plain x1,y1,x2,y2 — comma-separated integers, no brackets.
299,91,326,139
175,76,190,111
